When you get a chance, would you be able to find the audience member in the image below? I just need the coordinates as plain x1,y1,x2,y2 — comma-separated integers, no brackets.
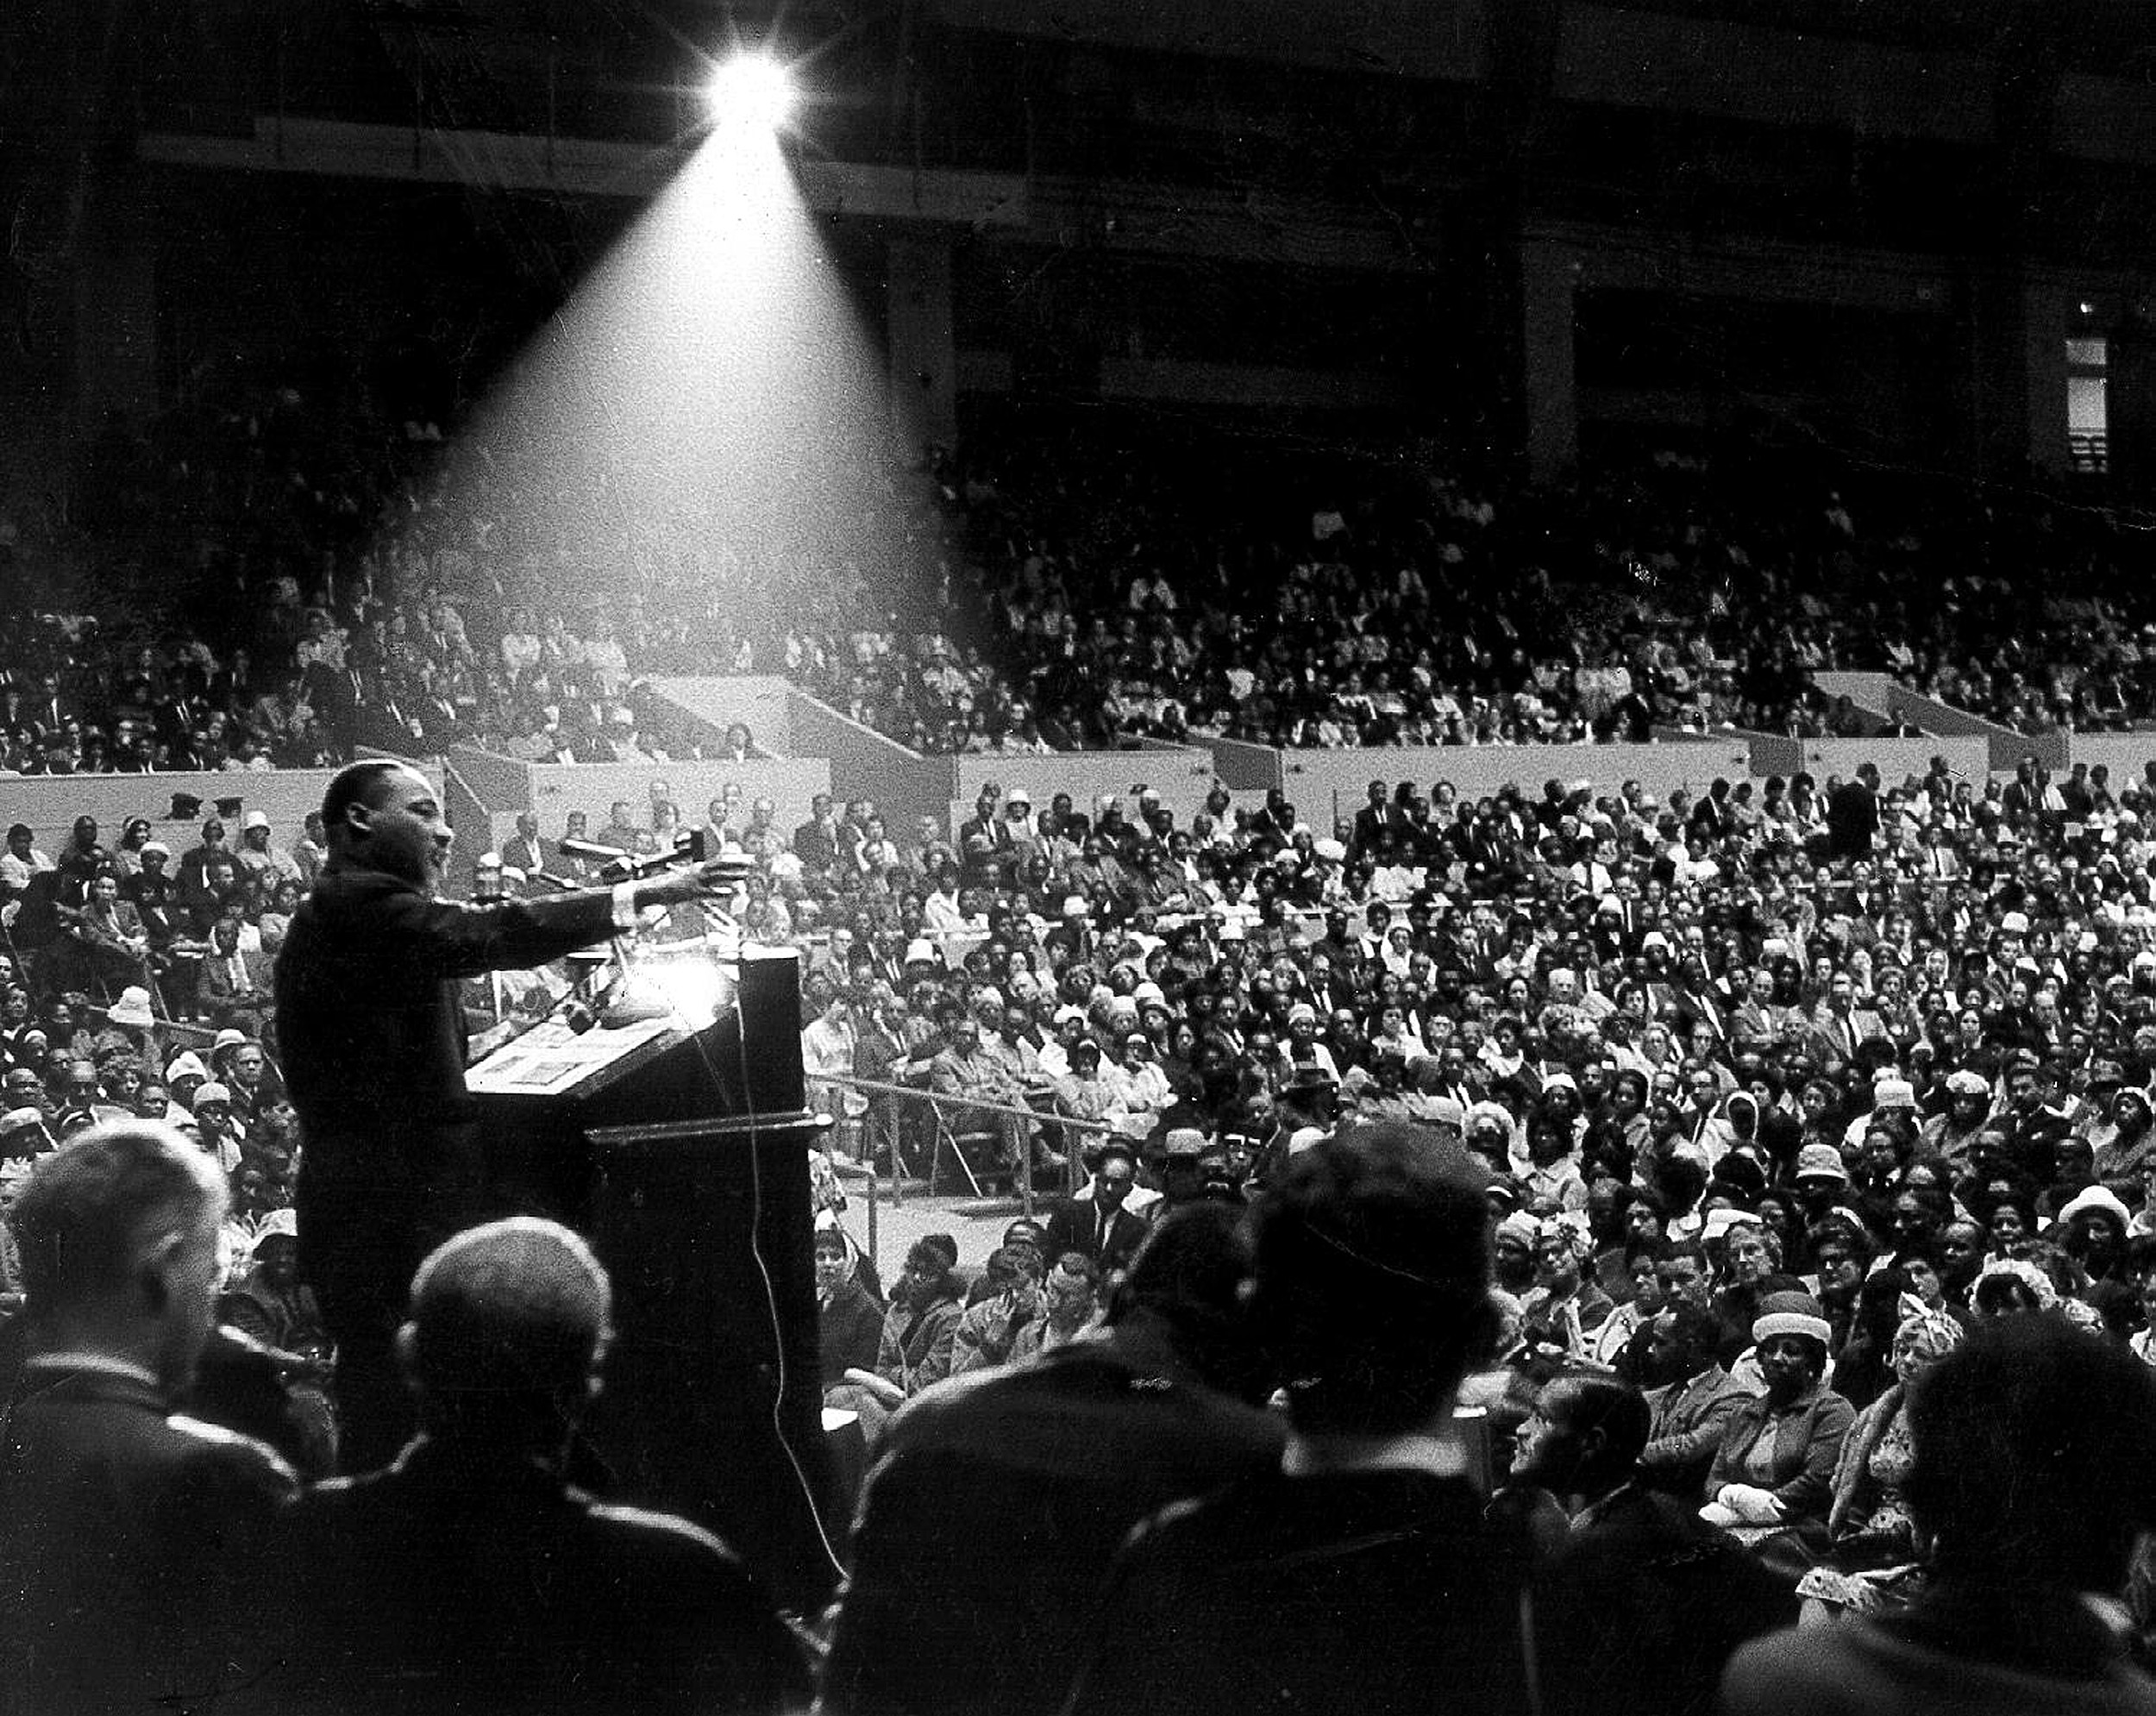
0,1120,298,1714
1724,1315,2156,1715
269,1217,810,1714
1508,1373,1794,1716
1065,1123,1532,1716
824,1204,1282,1716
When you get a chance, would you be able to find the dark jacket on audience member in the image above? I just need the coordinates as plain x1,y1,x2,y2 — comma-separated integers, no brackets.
1064,1465,1535,1716
269,1435,811,1715
820,1277,888,1387
823,1312,1283,1716
1637,1362,1752,1500
0,1357,298,1716
1039,1195,1151,1274
1532,1481,1796,1716
1724,1585,2156,1716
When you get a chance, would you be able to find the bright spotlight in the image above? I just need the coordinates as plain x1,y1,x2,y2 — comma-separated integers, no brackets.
708,53,797,134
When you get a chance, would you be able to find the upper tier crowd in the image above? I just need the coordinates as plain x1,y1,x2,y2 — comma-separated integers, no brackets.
5,379,2154,769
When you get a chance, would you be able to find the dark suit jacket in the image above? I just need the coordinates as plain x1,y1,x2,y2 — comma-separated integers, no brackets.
1069,1467,1532,1716
276,862,623,1297
1639,1364,1752,1500
277,862,617,1174
1532,1482,1796,1716
499,835,549,877
0,1358,297,1714
271,1436,809,1715
1041,1196,1151,1275
824,1313,1283,1716
203,945,278,1014
820,1279,887,1387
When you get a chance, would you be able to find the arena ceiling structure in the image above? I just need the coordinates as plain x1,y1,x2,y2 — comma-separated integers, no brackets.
4,0,2156,486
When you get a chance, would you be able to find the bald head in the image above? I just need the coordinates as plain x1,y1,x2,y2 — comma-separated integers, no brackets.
400,1218,612,1442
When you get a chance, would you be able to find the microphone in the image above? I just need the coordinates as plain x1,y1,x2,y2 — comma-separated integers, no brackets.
556,836,633,864
565,832,759,884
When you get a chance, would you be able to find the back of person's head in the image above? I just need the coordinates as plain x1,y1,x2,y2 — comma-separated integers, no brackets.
12,1118,223,1317
1905,1315,2156,1592
1106,1201,1268,1400
1248,1122,1495,1437
400,1218,611,1446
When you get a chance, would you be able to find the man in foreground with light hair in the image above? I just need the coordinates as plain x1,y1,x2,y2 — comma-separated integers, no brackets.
0,1119,298,1713
271,1216,809,1714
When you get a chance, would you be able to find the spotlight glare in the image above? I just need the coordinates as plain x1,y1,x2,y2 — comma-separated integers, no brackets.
708,53,797,135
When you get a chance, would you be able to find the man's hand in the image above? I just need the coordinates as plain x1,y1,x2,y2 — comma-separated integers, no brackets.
632,855,755,911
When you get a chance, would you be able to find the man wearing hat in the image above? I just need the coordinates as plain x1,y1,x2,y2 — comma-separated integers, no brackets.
275,760,742,1473
191,1082,242,1174
1790,1142,1853,1220
1154,1126,1214,1212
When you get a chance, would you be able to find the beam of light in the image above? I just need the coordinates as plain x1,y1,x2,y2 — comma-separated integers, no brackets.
395,59,924,673
706,53,797,136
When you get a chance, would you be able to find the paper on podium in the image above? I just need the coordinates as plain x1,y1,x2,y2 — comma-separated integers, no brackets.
466,1016,677,1098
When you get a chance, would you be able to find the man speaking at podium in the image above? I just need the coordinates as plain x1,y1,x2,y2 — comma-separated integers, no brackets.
277,760,736,1471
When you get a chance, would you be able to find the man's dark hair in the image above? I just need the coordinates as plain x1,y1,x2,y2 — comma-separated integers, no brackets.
1657,1154,1708,1212
1905,1315,2156,1591
322,759,406,841
12,1120,223,1312
1105,1202,1266,1400
1247,1122,1495,1436
1658,1300,1722,1375
981,1243,1044,1287
1545,1374,1651,1472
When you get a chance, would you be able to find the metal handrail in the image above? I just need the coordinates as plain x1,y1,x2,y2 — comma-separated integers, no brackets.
823,1073,1131,1212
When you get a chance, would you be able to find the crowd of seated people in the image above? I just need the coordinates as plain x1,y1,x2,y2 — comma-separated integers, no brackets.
17,375,2156,772
943,432,2156,748
8,737,2156,1705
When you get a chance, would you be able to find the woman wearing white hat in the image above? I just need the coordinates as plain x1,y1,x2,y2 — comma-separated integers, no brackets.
1702,1291,1856,1555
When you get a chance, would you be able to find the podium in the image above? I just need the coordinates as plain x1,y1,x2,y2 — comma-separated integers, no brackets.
467,949,836,1610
